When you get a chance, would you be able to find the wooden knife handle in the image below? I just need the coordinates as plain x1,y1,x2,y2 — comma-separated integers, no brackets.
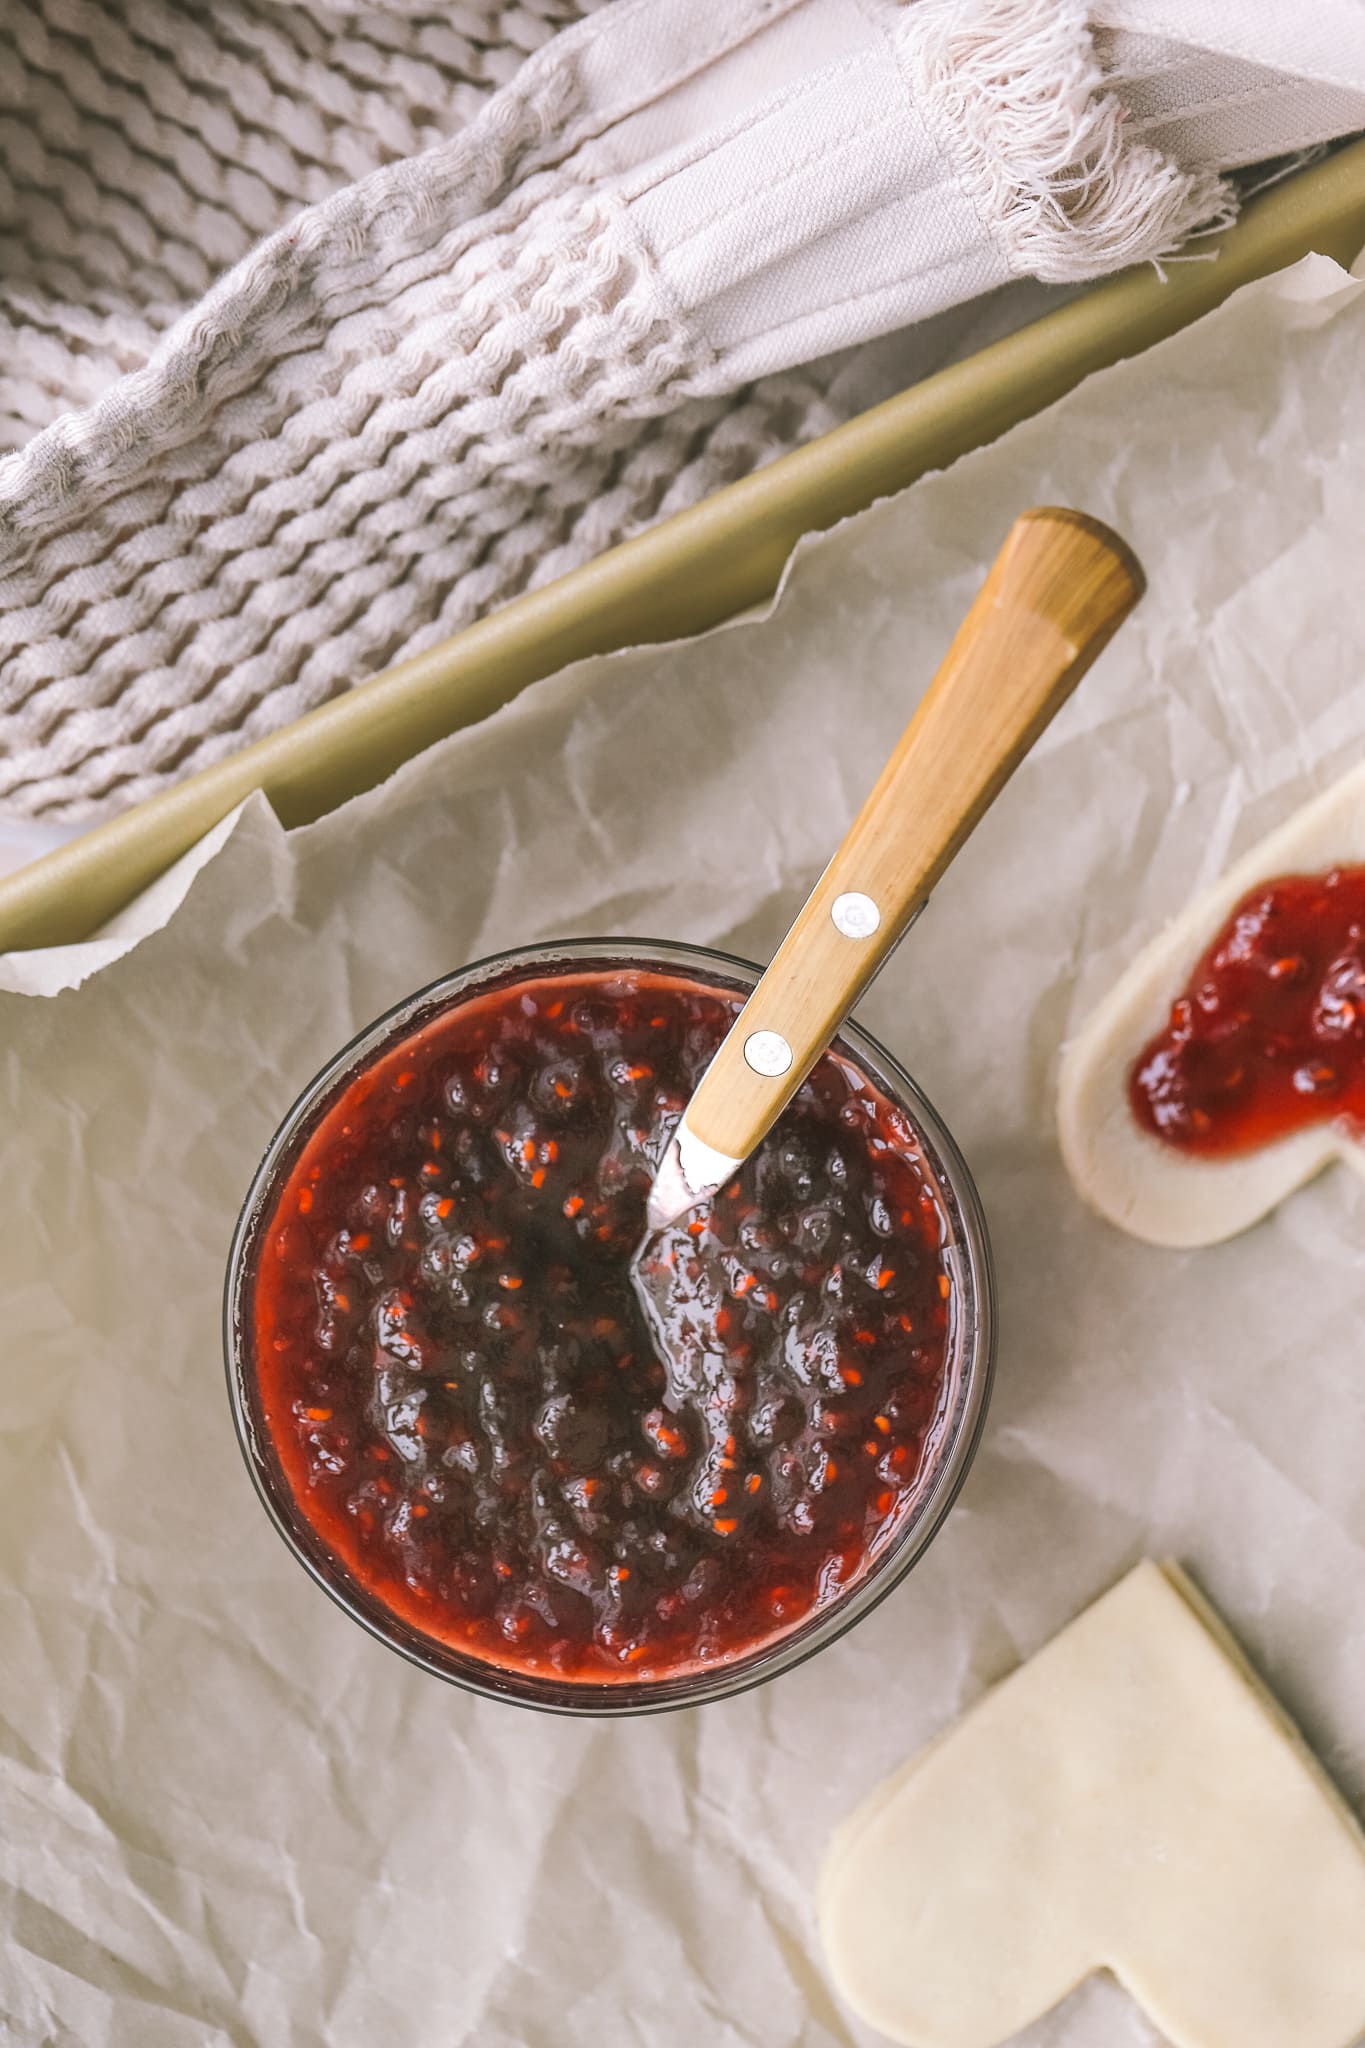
687,507,1145,1164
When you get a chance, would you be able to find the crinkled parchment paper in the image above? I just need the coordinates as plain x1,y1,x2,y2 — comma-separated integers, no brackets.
5,252,1365,2048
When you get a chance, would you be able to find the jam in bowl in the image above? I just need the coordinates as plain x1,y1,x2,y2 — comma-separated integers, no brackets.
224,940,994,1712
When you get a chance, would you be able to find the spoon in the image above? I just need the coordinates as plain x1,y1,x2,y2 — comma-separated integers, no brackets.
642,506,1145,1234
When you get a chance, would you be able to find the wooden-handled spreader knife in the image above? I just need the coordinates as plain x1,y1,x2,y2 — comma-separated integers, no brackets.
643,507,1145,1234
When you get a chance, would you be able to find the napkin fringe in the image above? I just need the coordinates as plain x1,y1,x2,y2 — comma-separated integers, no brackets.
901,0,1237,282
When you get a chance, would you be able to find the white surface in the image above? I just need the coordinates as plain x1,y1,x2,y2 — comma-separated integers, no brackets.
821,1561,1365,2048
6,253,1365,2046
1059,760,1365,1246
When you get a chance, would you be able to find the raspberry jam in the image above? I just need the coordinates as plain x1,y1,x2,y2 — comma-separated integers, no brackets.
1130,867,1365,1154
238,961,964,1690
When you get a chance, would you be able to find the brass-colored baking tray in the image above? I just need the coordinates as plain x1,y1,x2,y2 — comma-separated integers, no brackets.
4,140,1365,954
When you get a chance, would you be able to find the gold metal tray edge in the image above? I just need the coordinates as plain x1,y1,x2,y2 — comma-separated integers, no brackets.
5,139,1365,954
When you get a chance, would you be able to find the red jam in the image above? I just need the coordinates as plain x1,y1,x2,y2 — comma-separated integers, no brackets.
243,964,957,1685
1130,867,1365,1154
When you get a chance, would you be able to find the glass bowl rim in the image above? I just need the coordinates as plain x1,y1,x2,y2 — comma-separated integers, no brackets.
224,935,996,1716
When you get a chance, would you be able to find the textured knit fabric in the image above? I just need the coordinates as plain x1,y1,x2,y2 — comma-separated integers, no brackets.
0,0,864,820
0,0,1363,826
0,0,620,446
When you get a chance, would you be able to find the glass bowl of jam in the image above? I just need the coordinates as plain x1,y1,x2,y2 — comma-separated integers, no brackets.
225,939,995,1714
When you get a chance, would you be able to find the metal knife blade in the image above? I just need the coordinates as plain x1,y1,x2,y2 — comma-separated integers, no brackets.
643,1113,743,1234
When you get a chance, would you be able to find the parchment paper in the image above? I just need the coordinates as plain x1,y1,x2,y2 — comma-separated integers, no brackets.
5,251,1365,2048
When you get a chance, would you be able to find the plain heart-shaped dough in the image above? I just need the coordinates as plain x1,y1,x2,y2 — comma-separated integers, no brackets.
1057,762,1365,1246
819,1561,1365,2048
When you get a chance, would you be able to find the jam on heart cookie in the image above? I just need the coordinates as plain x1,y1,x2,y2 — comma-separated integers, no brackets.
821,1560,1365,2048
1059,762,1365,1245
1130,867,1365,1155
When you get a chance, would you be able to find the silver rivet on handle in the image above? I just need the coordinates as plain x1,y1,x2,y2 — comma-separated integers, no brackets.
743,1030,794,1077
831,891,881,939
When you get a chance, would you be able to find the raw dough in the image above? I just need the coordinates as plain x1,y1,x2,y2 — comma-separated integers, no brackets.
1058,762,1365,1246
819,1560,1365,2048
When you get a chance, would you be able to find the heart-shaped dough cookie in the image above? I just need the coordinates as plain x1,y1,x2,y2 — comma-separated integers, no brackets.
820,1561,1365,2048
1058,762,1365,1246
